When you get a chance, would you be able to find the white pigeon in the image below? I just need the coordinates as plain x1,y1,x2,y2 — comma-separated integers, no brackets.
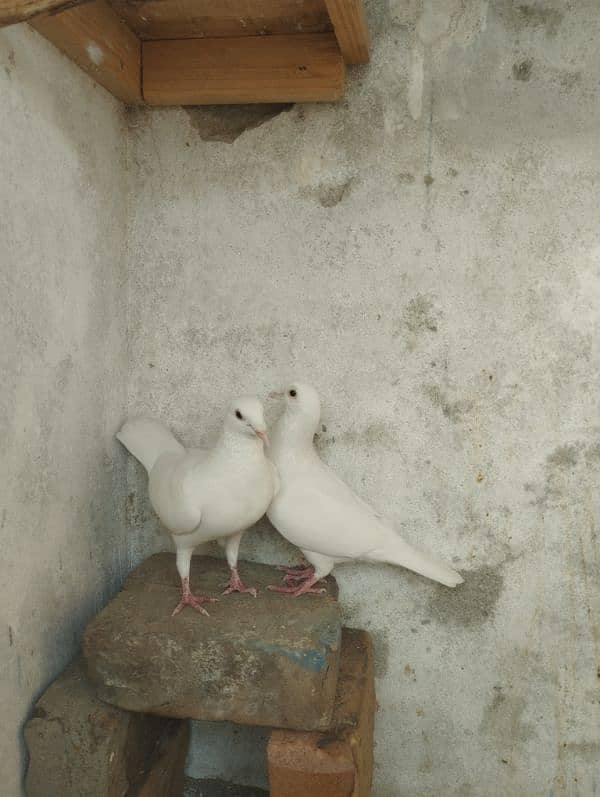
266,383,463,596
116,397,277,616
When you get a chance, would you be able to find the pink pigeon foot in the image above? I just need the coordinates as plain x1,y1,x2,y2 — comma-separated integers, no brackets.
279,566,315,584
221,568,258,597
282,570,318,586
276,564,315,584
267,574,327,597
276,563,312,575
172,577,218,617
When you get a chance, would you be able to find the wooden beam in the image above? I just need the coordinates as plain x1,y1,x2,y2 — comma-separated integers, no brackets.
108,0,332,41
323,0,369,64
30,0,141,103
142,33,345,106
0,0,88,27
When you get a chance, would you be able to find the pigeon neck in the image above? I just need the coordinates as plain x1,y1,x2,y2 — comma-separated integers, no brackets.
218,428,262,455
274,413,317,454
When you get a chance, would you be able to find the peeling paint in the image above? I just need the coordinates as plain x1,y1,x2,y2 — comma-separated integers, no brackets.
183,104,293,144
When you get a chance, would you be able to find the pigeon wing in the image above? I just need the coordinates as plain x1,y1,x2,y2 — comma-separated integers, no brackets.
148,451,204,535
268,461,386,560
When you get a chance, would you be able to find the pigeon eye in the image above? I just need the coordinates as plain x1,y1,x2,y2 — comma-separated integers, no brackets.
289,389,297,398
235,410,243,420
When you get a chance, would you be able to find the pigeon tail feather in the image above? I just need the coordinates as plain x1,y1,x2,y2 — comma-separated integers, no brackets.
116,417,184,473
370,535,464,588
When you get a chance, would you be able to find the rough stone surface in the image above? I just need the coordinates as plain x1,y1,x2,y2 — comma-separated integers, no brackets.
84,554,341,730
24,658,188,797
268,628,375,797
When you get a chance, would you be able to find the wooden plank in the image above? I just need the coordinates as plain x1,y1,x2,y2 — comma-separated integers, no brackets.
323,0,369,64
0,0,88,27
109,0,332,41
142,32,344,106
30,0,141,103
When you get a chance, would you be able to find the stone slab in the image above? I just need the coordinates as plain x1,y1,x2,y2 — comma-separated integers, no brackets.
84,554,342,731
24,657,188,797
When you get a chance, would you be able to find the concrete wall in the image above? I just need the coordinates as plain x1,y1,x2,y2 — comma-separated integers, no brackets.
0,25,137,796
126,2,600,795
3,1,600,795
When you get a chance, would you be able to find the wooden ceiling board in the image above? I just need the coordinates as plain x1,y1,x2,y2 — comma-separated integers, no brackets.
30,0,142,102
143,32,344,105
109,0,332,41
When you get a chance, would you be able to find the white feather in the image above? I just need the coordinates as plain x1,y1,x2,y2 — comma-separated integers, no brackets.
116,399,276,546
267,384,463,588
116,417,184,473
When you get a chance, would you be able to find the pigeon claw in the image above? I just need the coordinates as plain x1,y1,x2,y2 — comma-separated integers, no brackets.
276,562,311,572
267,575,327,597
221,568,258,598
281,571,320,586
222,585,258,598
277,565,315,582
171,593,218,617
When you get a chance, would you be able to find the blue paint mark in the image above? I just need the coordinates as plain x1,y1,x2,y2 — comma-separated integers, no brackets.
252,642,327,672
319,623,342,650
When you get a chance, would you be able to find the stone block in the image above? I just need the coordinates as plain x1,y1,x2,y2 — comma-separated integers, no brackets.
24,657,188,797
84,554,341,731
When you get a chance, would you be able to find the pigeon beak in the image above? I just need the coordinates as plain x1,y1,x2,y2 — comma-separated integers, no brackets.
255,429,270,447
269,391,284,399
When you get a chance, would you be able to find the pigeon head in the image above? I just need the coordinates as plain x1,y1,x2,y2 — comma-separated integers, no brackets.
271,383,321,434
225,396,269,446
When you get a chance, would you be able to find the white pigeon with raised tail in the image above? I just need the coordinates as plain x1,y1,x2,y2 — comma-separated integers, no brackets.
117,397,277,616
266,383,463,596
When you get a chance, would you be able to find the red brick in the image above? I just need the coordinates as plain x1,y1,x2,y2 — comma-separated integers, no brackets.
268,628,375,797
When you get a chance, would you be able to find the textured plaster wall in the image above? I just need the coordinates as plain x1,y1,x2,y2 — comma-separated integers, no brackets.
3,1,600,795
0,25,144,797
126,1,600,795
